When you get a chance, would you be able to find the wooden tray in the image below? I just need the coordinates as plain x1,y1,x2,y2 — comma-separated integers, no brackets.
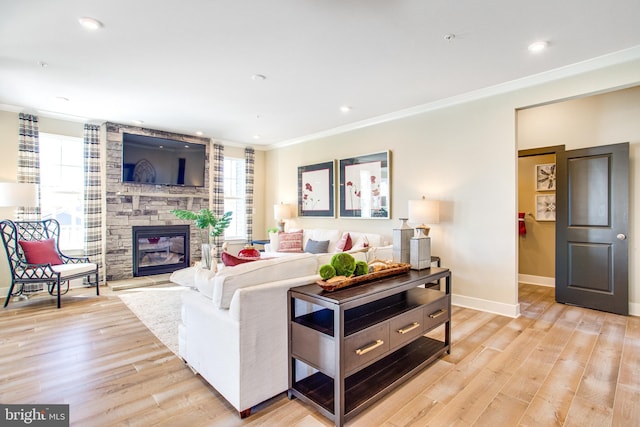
316,263,411,292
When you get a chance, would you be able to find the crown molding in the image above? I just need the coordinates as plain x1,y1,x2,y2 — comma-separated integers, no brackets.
269,45,640,150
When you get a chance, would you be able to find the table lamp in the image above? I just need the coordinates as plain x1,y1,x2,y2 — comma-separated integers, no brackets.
0,182,38,216
408,196,440,270
273,202,293,232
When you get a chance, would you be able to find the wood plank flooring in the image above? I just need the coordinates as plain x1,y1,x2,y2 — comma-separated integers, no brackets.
0,283,638,426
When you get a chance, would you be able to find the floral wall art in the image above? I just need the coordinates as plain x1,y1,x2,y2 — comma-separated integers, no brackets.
339,151,390,219
298,161,335,217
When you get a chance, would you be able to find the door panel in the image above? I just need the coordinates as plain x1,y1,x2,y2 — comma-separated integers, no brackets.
556,142,629,315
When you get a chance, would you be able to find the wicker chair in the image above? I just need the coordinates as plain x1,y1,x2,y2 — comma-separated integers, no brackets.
0,219,99,308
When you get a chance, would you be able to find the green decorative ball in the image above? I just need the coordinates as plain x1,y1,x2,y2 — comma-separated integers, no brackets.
319,264,336,280
354,261,369,276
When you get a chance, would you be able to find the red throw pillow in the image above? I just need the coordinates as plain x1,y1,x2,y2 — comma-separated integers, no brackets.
221,251,260,267
277,230,304,253
18,239,64,265
335,232,353,252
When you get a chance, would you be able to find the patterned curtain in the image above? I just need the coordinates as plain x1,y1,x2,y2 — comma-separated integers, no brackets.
212,143,225,258
244,148,255,243
83,124,103,281
17,113,41,220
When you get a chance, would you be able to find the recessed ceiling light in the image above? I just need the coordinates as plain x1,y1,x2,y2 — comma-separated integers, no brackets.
340,105,352,113
252,74,266,81
132,120,144,125
38,61,49,68
78,17,103,31
528,41,548,53
443,33,456,41
253,134,261,139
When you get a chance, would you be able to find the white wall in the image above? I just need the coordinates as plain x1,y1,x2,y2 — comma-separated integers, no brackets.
266,57,640,317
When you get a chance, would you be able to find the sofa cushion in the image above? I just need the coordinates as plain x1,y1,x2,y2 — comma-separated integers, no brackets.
305,229,341,252
213,253,317,308
350,232,382,250
335,232,353,251
304,239,329,254
277,230,304,252
18,239,63,265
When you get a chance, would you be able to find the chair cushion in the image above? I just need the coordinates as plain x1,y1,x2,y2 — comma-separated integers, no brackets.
18,239,63,265
51,262,97,277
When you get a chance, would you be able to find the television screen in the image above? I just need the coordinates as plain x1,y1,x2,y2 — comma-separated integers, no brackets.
122,133,206,187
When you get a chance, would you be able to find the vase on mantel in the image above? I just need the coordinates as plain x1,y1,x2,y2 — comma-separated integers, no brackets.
201,243,217,272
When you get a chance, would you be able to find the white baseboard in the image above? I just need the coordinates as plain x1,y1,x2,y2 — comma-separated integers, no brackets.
518,274,555,287
452,293,520,318
629,302,640,317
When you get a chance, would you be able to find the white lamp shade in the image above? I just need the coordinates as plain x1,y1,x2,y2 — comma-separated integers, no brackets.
274,203,293,220
0,182,38,207
408,198,440,225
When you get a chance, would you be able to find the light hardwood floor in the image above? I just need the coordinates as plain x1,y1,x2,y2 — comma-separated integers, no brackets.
1,283,638,427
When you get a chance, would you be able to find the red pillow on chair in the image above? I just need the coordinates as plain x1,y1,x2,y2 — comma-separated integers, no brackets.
18,239,64,265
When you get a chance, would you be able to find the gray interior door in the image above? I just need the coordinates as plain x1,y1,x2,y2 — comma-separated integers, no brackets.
555,142,629,315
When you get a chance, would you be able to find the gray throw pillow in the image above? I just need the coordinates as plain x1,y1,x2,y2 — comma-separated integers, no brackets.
304,239,330,254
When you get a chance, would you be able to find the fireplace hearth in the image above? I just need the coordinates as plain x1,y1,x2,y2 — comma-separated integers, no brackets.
132,225,190,277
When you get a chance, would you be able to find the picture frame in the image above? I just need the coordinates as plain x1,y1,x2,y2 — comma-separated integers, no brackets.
535,194,556,221
338,151,390,219
536,163,556,191
298,161,335,217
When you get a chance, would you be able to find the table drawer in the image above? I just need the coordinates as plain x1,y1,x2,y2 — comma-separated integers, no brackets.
389,307,425,350
344,323,389,374
423,296,450,332
291,322,335,375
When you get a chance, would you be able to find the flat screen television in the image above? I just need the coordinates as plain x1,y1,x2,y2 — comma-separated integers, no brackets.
121,133,206,187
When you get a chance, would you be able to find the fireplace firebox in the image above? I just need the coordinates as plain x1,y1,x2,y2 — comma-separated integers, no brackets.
132,225,190,277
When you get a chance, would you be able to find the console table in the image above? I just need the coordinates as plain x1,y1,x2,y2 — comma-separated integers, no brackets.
288,268,451,426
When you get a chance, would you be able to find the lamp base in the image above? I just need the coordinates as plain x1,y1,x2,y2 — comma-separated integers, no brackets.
410,236,431,270
277,220,285,233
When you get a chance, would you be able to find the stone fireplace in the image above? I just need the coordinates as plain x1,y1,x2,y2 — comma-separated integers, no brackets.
105,122,210,281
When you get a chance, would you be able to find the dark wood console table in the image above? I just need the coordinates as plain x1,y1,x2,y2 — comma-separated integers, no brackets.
287,267,451,426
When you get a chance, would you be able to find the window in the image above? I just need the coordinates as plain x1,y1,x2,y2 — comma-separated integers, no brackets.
39,133,85,251
224,157,246,240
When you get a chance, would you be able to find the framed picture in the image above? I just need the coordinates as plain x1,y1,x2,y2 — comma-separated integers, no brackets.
536,163,556,191
298,161,334,217
535,194,556,221
339,151,390,219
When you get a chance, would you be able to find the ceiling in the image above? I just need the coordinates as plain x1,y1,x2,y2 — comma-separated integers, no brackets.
1,1,640,149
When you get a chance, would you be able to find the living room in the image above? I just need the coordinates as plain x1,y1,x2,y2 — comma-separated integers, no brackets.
1,2,640,426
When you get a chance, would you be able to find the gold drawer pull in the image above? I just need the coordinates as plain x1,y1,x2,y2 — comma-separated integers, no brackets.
429,309,447,319
397,322,420,335
355,339,384,356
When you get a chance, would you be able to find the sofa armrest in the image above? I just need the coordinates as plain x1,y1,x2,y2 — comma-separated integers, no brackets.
228,274,320,322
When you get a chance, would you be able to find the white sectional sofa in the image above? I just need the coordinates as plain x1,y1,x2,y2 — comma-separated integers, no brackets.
264,228,391,258
175,249,373,418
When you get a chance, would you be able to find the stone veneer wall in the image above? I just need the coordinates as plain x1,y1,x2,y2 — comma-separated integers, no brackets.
105,122,210,281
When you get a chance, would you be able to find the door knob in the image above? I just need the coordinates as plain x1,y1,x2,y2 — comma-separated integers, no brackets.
617,234,627,240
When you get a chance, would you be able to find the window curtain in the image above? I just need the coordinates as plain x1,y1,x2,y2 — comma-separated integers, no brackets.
244,147,255,243
212,143,225,258
17,113,41,220
83,124,103,281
